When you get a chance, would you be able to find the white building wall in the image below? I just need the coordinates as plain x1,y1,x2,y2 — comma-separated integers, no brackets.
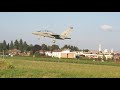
45,52,52,56
52,52,61,58
98,54,113,60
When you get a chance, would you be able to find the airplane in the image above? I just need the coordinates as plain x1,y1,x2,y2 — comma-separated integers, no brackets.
32,27,74,43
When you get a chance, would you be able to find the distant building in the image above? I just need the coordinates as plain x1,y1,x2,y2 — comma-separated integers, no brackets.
8,49,21,55
49,49,76,59
113,53,120,60
99,44,101,52
111,48,113,53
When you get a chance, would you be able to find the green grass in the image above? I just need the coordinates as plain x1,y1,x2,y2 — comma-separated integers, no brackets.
1,56,120,78
3,56,119,66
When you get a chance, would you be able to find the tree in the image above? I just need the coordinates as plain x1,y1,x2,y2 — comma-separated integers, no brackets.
7,43,9,50
61,45,79,51
47,45,52,51
83,49,89,52
23,41,28,53
10,41,14,50
27,44,33,51
41,44,48,50
51,44,59,51
61,44,68,50
3,40,7,50
0,43,3,52
14,39,19,49
68,45,71,49
70,45,74,51
32,44,41,54
19,39,23,52
73,46,79,51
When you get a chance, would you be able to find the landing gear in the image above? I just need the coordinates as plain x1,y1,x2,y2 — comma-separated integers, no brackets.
37,36,41,40
52,38,56,43
38,36,45,40
53,40,56,43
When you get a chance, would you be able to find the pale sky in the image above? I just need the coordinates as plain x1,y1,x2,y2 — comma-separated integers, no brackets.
0,12,120,51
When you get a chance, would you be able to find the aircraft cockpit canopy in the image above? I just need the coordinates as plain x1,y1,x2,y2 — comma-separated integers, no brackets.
37,30,53,32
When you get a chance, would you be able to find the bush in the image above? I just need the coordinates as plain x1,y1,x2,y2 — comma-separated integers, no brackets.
40,53,45,56
34,51,40,57
0,60,15,70
7,64,14,69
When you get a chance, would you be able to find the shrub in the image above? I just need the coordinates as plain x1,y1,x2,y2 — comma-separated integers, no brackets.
7,64,14,69
0,60,15,70
34,51,40,57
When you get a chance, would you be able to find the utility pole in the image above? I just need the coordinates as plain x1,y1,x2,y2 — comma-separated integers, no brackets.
33,54,35,60
3,49,4,60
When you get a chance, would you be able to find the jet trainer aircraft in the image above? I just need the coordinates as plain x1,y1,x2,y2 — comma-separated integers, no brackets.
32,27,73,43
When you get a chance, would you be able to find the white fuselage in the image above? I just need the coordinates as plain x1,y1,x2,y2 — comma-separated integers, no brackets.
32,27,73,40
32,32,56,38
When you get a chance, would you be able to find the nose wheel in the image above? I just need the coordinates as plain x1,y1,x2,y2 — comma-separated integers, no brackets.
53,39,56,43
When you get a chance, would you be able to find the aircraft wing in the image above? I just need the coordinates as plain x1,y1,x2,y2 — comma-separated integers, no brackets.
51,34,61,39
51,34,71,39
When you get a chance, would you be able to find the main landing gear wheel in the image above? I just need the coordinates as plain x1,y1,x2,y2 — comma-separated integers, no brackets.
53,39,56,43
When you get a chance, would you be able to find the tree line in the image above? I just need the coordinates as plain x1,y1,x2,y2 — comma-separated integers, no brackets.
0,39,89,54
0,39,32,53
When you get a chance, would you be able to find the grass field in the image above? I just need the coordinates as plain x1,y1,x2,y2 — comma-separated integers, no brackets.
0,56,120,78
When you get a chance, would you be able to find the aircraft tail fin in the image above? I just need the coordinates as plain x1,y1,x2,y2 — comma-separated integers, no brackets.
60,27,73,37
